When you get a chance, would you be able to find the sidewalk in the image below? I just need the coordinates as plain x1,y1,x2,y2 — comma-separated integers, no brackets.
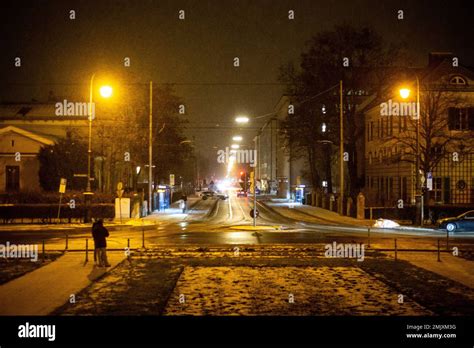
0,251,125,315
385,251,474,289
261,198,373,227
0,195,202,232
141,195,201,222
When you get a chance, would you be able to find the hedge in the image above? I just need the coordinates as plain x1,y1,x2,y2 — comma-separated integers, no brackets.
0,203,115,224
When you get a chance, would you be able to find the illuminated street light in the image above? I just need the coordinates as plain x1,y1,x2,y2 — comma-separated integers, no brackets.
231,144,240,149
399,88,410,99
235,116,249,124
99,85,113,98
84,75,114,222
232,135,243,141
400,78,422,225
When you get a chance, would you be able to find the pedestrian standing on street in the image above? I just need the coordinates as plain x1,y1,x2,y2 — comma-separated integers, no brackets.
181,195,188,213
92,219,111,267
92,219,99,264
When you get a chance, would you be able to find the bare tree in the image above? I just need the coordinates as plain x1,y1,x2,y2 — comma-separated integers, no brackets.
389,83,472,178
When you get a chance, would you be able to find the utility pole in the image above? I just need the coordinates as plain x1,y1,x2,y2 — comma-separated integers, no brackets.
148,81,153,214
253,136,257,227
339,80,344,215
416,76,423,226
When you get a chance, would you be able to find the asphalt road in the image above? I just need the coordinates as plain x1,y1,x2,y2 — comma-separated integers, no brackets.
1,194,474,252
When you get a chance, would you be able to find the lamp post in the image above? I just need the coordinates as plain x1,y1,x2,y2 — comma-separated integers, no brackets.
253,135,257,227
148,81,153,214
400,76,422,225
339,80,344,215
85,74,112,222
234,115,257,226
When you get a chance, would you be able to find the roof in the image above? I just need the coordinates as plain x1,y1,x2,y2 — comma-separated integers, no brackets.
0,126,55,145
0,102,57,119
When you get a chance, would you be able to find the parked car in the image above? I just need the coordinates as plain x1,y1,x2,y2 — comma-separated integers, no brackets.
437,210,474,232
216,192,229,200
236,190,247,197
200,191,215,200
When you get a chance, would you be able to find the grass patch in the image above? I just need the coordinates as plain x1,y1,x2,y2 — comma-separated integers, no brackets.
0,252,63,285
55,259,183,315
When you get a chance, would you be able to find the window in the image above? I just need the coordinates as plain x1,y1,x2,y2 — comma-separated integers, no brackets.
450,76,467,86
432,177,443,203
448,107,474,130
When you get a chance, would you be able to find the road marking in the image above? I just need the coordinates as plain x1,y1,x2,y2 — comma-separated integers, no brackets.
235,196,248,221
228,195,233,221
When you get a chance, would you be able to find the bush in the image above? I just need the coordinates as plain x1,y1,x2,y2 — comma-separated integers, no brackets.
0,191,120,204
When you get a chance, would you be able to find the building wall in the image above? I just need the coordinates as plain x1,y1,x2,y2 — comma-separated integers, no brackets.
364,70,474,206
0,131,50,192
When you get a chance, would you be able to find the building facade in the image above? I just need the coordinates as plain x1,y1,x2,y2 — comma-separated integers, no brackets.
364,53,474,207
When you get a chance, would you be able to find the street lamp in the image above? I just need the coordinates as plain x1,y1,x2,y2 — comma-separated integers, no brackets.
99,85,113,98
231,144,240,149
232,135,243,142
235,116,249,124
85,74,113,222
399,76,422,225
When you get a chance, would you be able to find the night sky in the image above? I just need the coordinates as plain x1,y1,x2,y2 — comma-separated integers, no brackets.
1,0,473,175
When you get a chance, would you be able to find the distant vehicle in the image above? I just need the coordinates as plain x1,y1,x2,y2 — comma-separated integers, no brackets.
216,192,228,200
237,190,247,197
437,210,474,232
200,191,215,200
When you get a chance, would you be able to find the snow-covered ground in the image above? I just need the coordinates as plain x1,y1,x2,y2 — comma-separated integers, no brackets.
164,266,430,315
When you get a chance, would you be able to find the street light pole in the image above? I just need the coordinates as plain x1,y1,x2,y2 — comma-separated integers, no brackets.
148,81,153,214
339,80,344,215
253,136,257,227
87,73,95,193
416,76,423,226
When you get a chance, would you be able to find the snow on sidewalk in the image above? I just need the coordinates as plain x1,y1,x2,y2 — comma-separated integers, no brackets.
263,199,372,226
0,251,125,315
386,251,474,289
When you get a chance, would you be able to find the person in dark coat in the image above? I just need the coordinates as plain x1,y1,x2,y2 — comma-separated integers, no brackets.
92,220,99,264
92,219,110,267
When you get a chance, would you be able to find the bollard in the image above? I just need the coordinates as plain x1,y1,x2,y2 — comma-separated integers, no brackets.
42,240,45,263
142,228,145,249
446,229,449,251
394,238,398,261
127,238,131,260
85,238,89,263
65,234,69,250
437,239,441,262
367,227,371,248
